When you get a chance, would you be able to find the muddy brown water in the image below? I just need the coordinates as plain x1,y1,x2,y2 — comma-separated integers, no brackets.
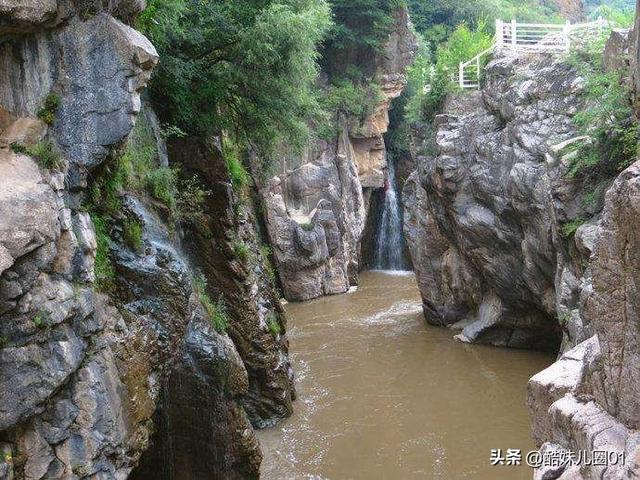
257,271,553,479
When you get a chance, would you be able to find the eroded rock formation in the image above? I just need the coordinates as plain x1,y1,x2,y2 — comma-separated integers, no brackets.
404,24,640,479
261,7,417,301
0,2,292,479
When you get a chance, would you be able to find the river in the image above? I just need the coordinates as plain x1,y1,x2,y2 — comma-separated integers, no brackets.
257,271,553,479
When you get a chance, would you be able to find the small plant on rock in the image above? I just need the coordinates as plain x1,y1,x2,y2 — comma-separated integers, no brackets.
193,274,229,333
37,93,61,126
266,313,281,337
123,218,144,252
232,238,250,262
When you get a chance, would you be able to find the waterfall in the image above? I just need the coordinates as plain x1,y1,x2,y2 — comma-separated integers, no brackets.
373,157,405,271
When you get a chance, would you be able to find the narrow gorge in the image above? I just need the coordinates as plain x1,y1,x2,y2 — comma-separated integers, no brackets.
0,0,639,479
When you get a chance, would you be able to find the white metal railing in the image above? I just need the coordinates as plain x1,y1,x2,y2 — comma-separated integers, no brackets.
455,17,609,89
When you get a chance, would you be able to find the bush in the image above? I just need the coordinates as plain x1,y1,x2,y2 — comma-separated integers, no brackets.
33,311,48,329
299,221,315,231
176,175,210,225
37,93,61,126
259,244,278,284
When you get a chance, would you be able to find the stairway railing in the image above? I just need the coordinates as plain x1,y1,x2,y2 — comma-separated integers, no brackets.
454,17,609,90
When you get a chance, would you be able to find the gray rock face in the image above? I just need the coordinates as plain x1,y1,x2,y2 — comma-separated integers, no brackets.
262,8,417,301
0,4,263,480
403,28,640,478
403,54,592,349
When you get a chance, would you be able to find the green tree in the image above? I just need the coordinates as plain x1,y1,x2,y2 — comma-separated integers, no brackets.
139,0,331,173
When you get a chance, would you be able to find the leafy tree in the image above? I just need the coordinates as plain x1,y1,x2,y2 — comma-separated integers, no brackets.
139,0,331,173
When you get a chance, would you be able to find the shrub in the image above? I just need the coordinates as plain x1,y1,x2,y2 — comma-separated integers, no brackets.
37,93,61,126
176,175,210,225
299,221,314,231
259,244,277,284
224,138,251,191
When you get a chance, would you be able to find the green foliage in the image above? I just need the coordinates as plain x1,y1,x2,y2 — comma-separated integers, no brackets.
588,4,635,27
325,0,403,52
175,175,210,226
232,238,250,262
565,35,638,179
193,274,229,333
37,93,61,126
224,138,251,190
266,313,282,337
0,336,7,348
123,218,144,252
405,22,493,123
407,0,560,52
90,213,116,291
141,0,332,172
322,79,383,125
560,217,587,238
12,140,63,170
145,168,178,210
33,311,48,329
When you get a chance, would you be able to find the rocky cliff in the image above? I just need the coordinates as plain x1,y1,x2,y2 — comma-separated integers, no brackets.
0,2,293,479
260,8,417,301
403,25,640,479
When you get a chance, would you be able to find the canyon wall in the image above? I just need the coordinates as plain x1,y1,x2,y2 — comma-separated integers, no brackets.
404,24,640,479
0,2,293,479
260,8,417,301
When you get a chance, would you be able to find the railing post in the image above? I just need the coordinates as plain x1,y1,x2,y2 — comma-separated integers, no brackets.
511,19,517,50
496,19,504,51
459,62,464,89
476,56,481,85
564,20,571,52
597,16,604,35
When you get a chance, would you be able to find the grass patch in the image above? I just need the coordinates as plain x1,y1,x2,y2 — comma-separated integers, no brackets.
11,140,63,170
193,274,229,333
145,168,177,210
90,213,116,291
123,218,144,252
224,138,251,190
37,93,61,126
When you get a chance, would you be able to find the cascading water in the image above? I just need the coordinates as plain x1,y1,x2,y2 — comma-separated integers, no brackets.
373,157,405,270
